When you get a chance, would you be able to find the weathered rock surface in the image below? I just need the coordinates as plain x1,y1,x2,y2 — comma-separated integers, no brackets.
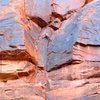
48,62,100,80
0,62,46,100
73,94,100,100
0,0,100,100
46,83,100,100
76,0,100,45
0,61,35,81
72,0,100,80
47,0,100,71
24,0,86,69
46,0,100,100
26,0,85,21
0,81,45,100
47,78,100,90
0,0,33,61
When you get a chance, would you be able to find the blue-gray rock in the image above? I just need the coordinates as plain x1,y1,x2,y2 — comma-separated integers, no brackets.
24,0,85,69
76,0,100,45
47,0,100,71
0,2,31,60
73,95,100,100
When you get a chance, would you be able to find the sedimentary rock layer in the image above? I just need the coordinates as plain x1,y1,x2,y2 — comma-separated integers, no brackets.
0,0,100,100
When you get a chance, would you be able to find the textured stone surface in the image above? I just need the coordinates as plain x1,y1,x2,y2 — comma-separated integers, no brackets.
47,0,100,70
0,0,100,100
46,83,100,100
24,0,86,69
76,0,100,45
73,44,100,62
48,61,100,80
0,83,45,100
46,18,78,71
48,66,71,80
26,0,85,21
0,65,46,100
0,0,33,61
0,1,24,51
0,61,35,81
73,94,100,100
46,0,99,70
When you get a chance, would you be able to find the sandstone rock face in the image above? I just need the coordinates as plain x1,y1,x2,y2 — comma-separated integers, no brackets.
26,0,85,21
0,0,33,61
0,0,100,100
24,0,86,69
73,94,100,100
75,1,100,45
46,83,100,100
47,0,100,71
0,61,35,81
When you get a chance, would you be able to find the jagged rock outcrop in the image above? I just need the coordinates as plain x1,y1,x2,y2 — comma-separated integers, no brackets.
24,0,86,69
0,0,33,61
47,0,100,71
0,0,100,100
46,0,100,100
46,83,100,100
0,61,35,81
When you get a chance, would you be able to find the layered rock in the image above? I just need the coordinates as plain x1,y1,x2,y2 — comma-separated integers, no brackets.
72,0,100,79
24,0,86,69
47,0,100,100
0,1,46,99
73,94,100,100
46,0,100,71
0,61,35,81
0,0,100,100
0,61,46,100
0,0,33,61
46,83,100,100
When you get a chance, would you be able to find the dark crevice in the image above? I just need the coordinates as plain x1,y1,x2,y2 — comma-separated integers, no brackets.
0,50,36,64
62,50,72,54
85,0,94,5
87,74,100,79
75,42,100,47
30,16,48,28
0,34,4,36
28,8,77,31
0,67,36,82
37,66,46,71
47,59,83,72
51,12,64,21
9,45,17,48
49,25,59,31
48,59,83,72
29,16,59,31
47,59,73,72
69,60,83,64
48,51,56,56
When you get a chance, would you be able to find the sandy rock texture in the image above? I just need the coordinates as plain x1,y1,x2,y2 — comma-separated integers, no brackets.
0,0,100,100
